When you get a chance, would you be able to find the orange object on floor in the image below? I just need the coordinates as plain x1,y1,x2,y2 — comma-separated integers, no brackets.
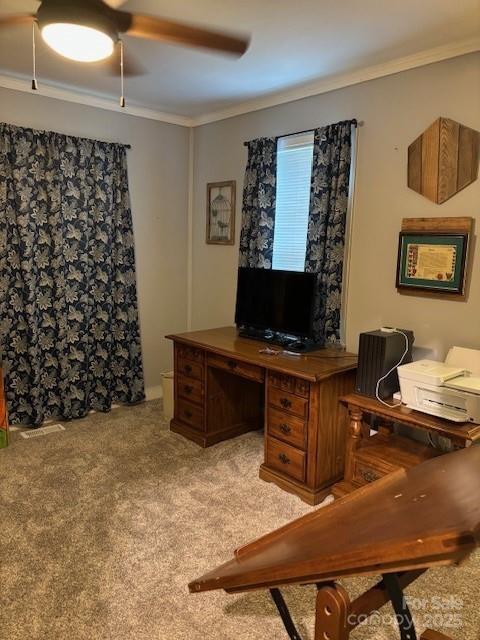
0,370,9,448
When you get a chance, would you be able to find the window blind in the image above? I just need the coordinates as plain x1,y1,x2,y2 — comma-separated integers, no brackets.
272,132,314,272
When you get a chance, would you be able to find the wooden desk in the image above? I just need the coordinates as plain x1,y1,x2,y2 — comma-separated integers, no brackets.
190,446,480,640
333,393,480,497
166,327,357,505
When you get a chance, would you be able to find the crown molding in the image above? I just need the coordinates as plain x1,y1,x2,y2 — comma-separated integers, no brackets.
0,38,478,129
191,38,480,127
0,73,194,127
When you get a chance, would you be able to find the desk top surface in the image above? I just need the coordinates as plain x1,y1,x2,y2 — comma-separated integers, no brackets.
342,392,480,443
189,446,480,594
166,326,357,382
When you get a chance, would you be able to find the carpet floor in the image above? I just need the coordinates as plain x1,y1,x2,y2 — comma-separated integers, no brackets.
0,400,478,640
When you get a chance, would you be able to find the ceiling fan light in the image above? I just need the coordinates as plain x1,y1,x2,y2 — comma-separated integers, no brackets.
41,23,114,62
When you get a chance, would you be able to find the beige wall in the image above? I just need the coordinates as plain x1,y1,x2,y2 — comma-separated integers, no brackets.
0,87,190,398
191,53,480,359
1,52,479,400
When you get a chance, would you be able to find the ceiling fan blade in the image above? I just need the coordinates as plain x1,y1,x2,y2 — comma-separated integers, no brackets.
102,47,145,77
117,13,249,57
0,14,34,29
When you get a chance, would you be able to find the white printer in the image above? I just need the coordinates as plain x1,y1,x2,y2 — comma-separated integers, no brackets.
397,347,480,423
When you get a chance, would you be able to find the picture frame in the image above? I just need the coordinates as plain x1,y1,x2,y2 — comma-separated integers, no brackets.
206,181,236,245
396,231,470,297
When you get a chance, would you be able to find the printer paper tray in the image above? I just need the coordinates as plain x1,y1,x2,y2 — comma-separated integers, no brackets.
406,402,467,422
413,386,469,422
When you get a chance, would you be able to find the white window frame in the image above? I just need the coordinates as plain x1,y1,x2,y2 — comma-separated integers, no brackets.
272,132,314,272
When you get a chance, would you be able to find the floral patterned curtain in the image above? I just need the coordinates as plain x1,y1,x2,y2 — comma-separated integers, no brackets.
305,121,354,345
0,123,144,426
239,137,277,268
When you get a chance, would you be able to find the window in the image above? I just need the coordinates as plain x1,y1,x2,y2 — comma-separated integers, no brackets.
272,132,314,272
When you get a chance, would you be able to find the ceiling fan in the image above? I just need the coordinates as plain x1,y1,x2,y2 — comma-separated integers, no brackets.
0,0,249,66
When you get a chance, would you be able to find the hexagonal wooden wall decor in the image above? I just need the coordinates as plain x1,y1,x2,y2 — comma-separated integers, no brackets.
408,117,479,204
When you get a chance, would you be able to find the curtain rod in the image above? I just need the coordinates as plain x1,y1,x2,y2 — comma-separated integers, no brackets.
243,119,361,146
1,121,131,149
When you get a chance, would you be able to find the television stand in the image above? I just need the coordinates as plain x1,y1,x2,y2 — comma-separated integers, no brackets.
238,327,321,353
284,338,323,353
237,326,275,343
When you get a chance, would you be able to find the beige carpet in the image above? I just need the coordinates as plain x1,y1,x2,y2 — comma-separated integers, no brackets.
0,400,478,640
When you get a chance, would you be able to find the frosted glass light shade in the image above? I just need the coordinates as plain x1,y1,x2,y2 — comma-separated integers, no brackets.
41,23,114,62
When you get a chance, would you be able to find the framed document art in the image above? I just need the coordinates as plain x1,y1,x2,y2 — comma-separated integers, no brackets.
396,231,469,296
206,181,236,245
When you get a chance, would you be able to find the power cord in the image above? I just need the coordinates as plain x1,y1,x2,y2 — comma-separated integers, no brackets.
375,328,410,408
301,353,357,359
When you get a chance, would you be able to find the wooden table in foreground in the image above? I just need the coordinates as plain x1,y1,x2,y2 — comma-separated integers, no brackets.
333,393,480,498
190,446,480,640
166,327,357,504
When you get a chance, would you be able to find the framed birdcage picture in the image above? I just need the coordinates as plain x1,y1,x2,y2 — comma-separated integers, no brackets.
206,181,236,245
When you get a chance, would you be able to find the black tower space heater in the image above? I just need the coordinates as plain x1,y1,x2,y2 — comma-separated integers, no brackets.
355,328,415,399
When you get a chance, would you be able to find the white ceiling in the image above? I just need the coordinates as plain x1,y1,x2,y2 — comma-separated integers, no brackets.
0,0,479,121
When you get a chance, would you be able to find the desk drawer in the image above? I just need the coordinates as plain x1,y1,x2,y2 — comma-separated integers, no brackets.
207,354,264,384
177,374,204,405
269,387,308,419
177,344,204,363
353,461,383,486
265,436,306,483
177,357,204,381
267,407,306,450
352,458,397,487
269,373,310,398
176,398,204,431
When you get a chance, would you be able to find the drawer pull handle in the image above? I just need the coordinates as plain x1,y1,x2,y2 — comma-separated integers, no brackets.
184,410,192,419
184,385,193,395
184,364,192,374
279,423,291,435
278,453,290,465
228,360,237,370
280,397,292,409
362,470,379,483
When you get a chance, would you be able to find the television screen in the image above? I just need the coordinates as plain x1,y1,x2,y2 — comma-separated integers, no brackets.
235,267,316,338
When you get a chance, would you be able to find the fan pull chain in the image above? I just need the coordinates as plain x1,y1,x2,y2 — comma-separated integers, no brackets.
119,40,126,108
32,20,38,91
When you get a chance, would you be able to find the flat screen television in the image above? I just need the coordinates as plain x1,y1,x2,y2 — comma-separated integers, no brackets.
234,267,317,344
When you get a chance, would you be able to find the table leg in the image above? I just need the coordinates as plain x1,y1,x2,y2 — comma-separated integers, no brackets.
420,631,453,640
315,583,350,640
344,405,363,485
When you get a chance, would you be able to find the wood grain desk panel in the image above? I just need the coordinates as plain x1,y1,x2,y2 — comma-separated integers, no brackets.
166,326,357,382
167,327,358,504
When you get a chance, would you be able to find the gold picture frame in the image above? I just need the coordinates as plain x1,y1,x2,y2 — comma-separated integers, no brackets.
206,181,236,245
